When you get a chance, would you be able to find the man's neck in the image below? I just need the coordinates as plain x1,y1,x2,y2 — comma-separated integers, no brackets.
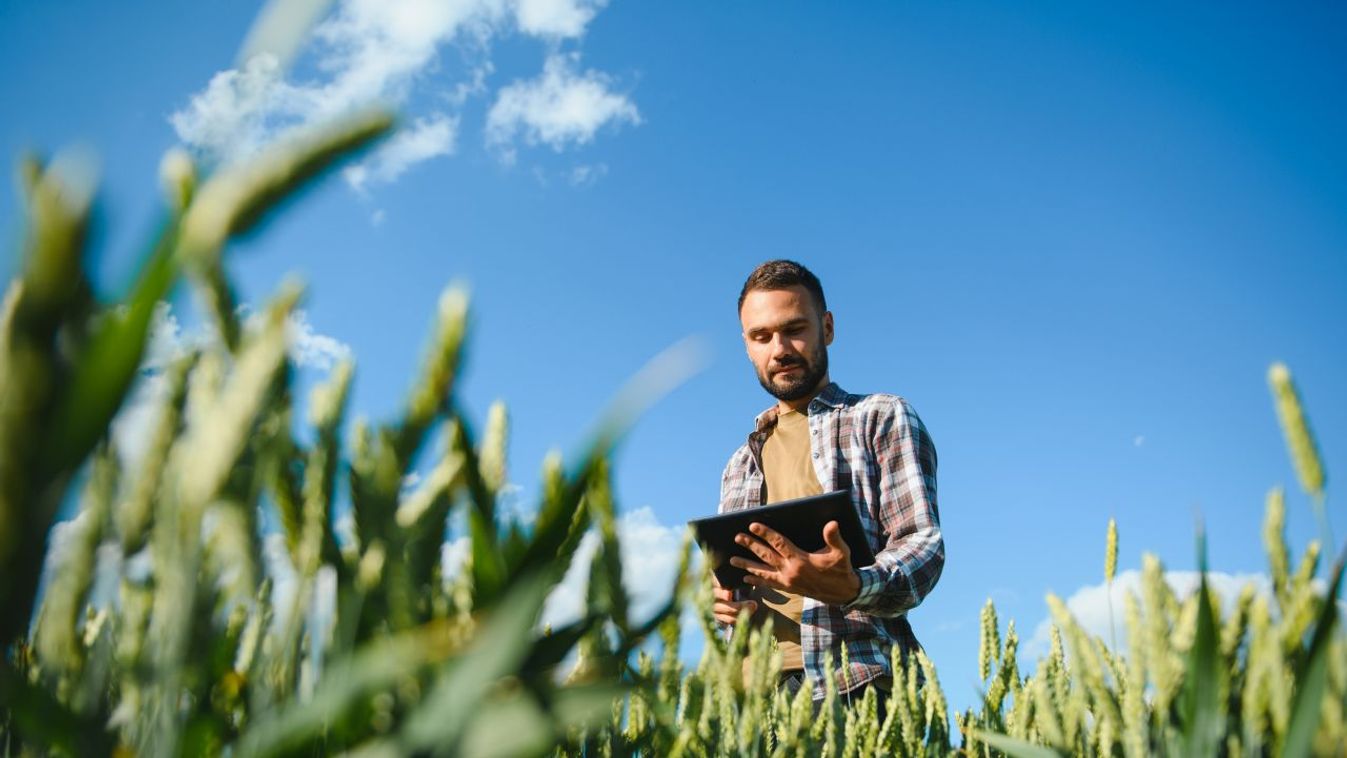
776,376,830,415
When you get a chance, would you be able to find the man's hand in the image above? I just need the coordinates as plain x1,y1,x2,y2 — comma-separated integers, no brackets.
711,576,758,627
729,520,861,605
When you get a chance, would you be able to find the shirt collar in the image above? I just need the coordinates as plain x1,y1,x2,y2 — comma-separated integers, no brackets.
753,381,846,432
813,381,847,409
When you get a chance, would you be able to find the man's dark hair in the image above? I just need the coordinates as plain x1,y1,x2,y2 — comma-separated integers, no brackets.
737,259,827,315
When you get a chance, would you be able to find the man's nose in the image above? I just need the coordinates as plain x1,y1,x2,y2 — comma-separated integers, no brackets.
769,334,795,359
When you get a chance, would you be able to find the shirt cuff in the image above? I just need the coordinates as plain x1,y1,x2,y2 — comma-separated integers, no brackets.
846,565,887,610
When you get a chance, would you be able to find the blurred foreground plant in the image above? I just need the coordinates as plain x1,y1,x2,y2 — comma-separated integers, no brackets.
0,107,693,756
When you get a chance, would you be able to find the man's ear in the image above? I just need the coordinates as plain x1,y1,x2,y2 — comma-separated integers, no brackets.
823,311,834,346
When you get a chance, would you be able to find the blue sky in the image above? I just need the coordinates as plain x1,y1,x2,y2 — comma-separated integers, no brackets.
3,0,1345,711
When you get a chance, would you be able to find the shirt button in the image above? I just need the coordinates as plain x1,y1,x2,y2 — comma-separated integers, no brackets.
812,452,819,459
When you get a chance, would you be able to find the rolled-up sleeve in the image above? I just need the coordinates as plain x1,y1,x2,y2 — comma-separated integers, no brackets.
846,399,944,617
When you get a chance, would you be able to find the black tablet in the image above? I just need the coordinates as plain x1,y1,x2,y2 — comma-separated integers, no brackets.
689,490,876,591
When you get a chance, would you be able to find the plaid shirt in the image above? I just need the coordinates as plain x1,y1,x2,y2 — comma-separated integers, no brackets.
719,382,944,700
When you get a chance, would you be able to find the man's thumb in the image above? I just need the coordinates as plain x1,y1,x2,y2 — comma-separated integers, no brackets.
823,520,850,556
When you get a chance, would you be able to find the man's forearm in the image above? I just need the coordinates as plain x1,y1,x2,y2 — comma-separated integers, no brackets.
845,525,944,617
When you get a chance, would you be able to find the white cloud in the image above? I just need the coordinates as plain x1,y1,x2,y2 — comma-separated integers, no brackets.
514,0,607,38
143,302,187,364
1023,569,1272,659
441,535,471,578
447,62,493,106
169,54,296,166
345,113,459,190
541,506,685,627
567,162,607,187
224,302,355,371
171,0,632,184
285,309,354,371
486,53,639,156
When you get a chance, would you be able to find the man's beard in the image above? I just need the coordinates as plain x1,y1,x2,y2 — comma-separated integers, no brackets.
757,344,829,402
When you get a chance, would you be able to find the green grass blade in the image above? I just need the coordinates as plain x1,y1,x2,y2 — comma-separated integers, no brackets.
968,728,1061,757
42,213,180,477
237,0,334,69
509,453,592,583
1181,525,1226,756
453,690,554,758
521,616,597,679
587,460,630,636
549,682,632,730
0,153,96,643
442,412,510,607
234,618,461,756
179,109,393,254
399,570,553,752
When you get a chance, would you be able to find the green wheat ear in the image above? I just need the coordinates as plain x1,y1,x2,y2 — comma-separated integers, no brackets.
1267,362,1325,499
979,597,1000,682
1105,517,1119,652
1105,518,1118,584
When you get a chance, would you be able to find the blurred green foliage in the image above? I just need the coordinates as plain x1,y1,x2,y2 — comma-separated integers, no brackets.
0,110,691,756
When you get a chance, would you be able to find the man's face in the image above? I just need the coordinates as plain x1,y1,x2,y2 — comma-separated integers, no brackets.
740,286,834,403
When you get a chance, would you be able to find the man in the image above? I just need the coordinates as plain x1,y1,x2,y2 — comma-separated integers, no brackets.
712,259,944,705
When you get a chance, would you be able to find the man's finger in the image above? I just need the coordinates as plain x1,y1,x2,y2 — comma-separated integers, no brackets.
748,522,799,556
712,586,734,602
822,520,852,558
729,556,775,575
730,557,785,586
713,599,757,623
713,599,757,613
742,572,786,592
735,532,783,565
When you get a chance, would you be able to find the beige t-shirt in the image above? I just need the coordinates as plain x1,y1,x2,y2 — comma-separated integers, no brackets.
756,407,822,672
